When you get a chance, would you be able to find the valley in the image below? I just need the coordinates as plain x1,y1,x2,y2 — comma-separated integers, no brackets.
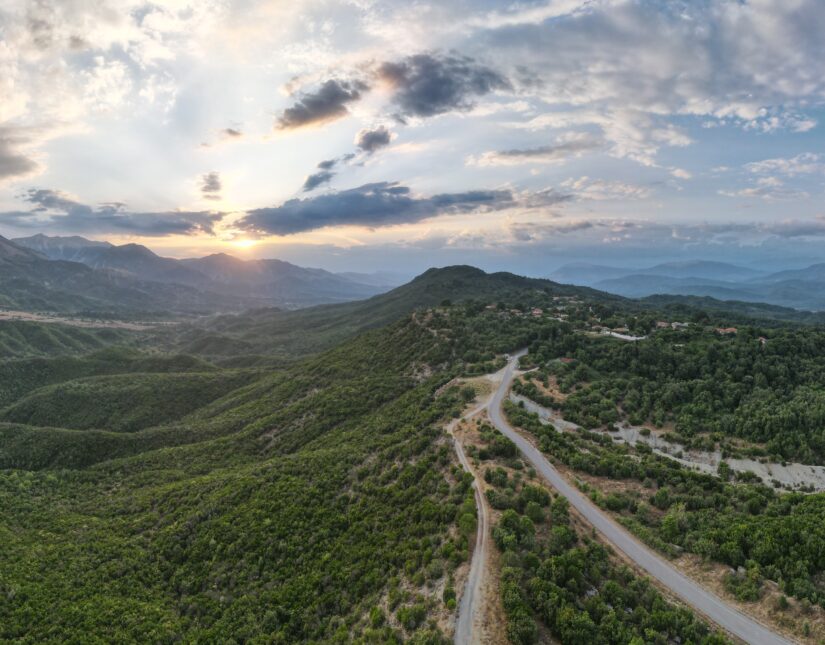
5,3,824,642
2,264,825,643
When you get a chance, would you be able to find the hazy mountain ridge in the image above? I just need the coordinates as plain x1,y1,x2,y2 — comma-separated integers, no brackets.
552,259,825,311
9,234,392,312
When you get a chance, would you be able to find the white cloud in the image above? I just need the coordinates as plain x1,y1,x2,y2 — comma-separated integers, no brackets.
561,176,652,200
510,108,692,166
719,177,809,201
745,153,824,177
482,0,824,161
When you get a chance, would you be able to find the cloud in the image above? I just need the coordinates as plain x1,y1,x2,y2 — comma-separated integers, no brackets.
560,176,652,200
199,171,221,200
301,154,356,192
482,1,825,125
222,128,242,138
470,0,600,29
302,169,335,192
478,1,823,166
468,132,603,166
510,219,595,242
0,137,39,184
239,181,516,235
719,177,809,201
276,79,368,130
510,109,691,166
518,187,574,208
745,153,824,177
377,53,510,119
670,168,692,180
355,126,393,153
1,189,222,236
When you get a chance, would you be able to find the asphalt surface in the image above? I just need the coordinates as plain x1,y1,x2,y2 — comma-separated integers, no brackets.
487,350,795,645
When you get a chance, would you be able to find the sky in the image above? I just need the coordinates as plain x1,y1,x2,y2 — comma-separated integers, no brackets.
1,0,824,275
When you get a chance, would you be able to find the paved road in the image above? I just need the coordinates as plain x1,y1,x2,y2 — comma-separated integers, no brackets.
488,351,795,645
449,401,490,645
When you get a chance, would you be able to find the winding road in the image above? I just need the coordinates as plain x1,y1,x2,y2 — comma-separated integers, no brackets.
483,350,795,645
449,401,490,645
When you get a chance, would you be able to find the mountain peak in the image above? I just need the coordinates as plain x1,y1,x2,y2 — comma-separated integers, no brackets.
0,235,42,262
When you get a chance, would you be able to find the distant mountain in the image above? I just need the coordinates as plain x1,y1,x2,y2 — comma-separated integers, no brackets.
593,274,757,299
638,260,765,282
551,258,825,311
758,263,825,284
180,253,383,306
14,236,210,286
593,269,825,311
549,263,634,286
0,236,43,264
337,271,410,288
13,234,390,310
12,234,112,260
551,260,764,287
0,235,253,315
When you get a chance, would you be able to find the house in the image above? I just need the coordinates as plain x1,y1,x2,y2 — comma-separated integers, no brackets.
671,321,690,330
559,357,576,364
758,336,768,346
716,327,738,335
655,321,670,329
531,307,543,317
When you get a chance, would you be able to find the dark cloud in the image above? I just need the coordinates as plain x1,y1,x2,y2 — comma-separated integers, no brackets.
473,134,604,166
0,133,39,182
355,126,393,153
0,189,222,236
302,170,335,192
239,181,515,235
222,127,242,138
377,53,510,119
200,171,222,200
302,154,357,192
276,79,368,130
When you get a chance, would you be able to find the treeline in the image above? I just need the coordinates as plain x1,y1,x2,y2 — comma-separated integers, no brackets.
475,423,728,644
0,312,511,642
525,324,825,462
506,403,825,607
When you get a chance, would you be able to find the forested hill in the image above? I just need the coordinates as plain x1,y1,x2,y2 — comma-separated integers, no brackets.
5,264,825,641
0,295,548,641
162,265,624,360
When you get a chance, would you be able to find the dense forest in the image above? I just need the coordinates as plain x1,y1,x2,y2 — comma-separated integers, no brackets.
2,265,825,642
523,322,825,462
471,421,728,644
505,402,825,612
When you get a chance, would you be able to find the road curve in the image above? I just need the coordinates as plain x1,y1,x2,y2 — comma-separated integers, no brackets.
488,351,795,645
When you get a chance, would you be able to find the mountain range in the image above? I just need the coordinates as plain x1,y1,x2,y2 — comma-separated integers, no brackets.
1,234,400,316
550,260,825,311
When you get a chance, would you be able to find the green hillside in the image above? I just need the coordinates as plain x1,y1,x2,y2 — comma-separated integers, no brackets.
165,265,618,360
0,371,255,432
0,320,131,359
3,266,825,642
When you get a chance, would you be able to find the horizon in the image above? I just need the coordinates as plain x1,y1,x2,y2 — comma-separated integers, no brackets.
1,1,824,276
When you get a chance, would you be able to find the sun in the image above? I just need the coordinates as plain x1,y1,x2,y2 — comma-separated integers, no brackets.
230,238,258,250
